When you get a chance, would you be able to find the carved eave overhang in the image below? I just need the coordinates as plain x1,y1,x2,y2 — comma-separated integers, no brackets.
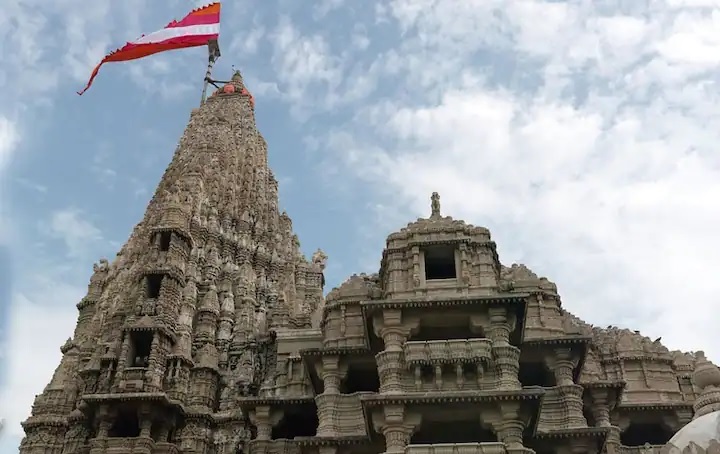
617,401,695,412
289,436,370,447
530,427,610,453
76,297,98,311
166,353,194,367
523,335,592,382
80,392,186,414
602,354,675,365
361,294,528,314
183,409,215,423
122,317,177,343
360,388,544,407
21,415,68,430
139,264,185,284
237,396,316,417
300,346,370,358
213,411,244,424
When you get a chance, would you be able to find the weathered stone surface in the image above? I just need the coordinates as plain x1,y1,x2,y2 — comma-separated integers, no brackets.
19,73,714,454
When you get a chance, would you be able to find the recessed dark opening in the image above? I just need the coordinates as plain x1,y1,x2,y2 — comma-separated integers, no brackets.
108,408,140,437
158,231,172,251
518,361,555,387
271,408,318,439
620,423,672,446
411,420,497,444
424,245,457,280
411,325,477,341
146,274,163,299
129,331,153,367
341,366,380,393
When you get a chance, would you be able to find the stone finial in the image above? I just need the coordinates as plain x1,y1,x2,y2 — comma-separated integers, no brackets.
692,351,720,418
430,192,441,219
311,248,328,271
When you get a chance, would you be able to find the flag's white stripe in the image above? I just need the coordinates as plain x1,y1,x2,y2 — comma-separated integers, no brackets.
132,23,219,45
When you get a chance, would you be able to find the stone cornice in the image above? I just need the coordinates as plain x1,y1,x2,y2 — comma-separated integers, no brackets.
300,346,371,357
617,401,695,411
237,396,316,410
361,294,529,315
360,389,544,406
523,335,592,346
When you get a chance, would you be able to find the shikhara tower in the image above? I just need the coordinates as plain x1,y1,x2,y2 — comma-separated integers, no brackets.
19,71,720,454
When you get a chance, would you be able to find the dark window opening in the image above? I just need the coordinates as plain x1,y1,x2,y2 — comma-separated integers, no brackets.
620,423,673,446
129,331,153,367
583,406,596,427
411,420,497,444
158,231,172,251
411,325,477,341
271,408,318,439
518,362,555,387
424,245,457,280
146,274,163,299
108,408,140,437
341,366,380,393
420,365,435,382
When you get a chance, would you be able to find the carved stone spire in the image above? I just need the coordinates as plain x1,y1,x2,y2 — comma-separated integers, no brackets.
19,71,326,453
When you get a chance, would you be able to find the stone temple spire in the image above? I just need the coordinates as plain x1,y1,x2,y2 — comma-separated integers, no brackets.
19,71,326,453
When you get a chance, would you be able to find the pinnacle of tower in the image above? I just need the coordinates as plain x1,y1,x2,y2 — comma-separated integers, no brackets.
19,70,325,452
430,191,441,219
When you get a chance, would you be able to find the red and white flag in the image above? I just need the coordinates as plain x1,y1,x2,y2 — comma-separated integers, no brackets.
77,3,221,95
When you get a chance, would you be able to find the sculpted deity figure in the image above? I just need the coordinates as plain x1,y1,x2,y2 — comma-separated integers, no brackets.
431,192,441,218
311,248,328,271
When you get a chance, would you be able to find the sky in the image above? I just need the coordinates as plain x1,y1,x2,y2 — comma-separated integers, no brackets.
1,0,720,451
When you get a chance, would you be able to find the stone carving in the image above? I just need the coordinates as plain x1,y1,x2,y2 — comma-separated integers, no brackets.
19,70,714,454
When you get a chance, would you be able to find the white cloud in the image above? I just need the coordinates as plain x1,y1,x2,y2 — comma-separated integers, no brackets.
0,117,19,174
314,0,720,360
0,290,81,439
43,208,103,259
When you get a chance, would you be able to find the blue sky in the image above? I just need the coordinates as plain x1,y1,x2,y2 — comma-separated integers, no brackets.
1,0,720,451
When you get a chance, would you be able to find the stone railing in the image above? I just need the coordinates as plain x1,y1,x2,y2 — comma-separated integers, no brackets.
404,339,493,366
406,442,507,454
619,445,664,454
89,436,155,454
247,439,301,454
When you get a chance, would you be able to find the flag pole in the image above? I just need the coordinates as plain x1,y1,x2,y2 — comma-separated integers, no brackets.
201,39,221,105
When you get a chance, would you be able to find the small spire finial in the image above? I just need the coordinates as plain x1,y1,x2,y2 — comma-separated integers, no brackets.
430,192,441,218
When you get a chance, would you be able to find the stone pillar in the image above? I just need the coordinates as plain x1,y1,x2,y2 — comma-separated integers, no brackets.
589,388,611,427
316,355,348,436
372,405,421,454
489,307,521,389
251,406,281,441
550,347,576,387
489,402,531,453
374,309,417,394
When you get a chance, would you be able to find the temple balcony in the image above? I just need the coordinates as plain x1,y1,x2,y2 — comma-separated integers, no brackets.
404,339,493,365
405,442,508,454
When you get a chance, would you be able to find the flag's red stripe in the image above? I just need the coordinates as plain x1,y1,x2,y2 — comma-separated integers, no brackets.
168,13,220,28
77,35,217,95
169,3,221,28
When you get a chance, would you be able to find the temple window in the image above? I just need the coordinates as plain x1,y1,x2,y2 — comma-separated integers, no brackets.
129,331,153,367
423,245,457,280
411,420,497,444
620,422,673,446
108,408,140,437
271,408,318,439
146,274,163,299
158,231,172,251
340,364,380,393
518,361,555,387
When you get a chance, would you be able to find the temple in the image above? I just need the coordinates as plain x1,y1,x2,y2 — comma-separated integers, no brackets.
19,71,720,454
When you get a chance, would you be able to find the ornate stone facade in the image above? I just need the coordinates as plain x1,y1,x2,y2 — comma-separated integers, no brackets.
19,71,714,454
